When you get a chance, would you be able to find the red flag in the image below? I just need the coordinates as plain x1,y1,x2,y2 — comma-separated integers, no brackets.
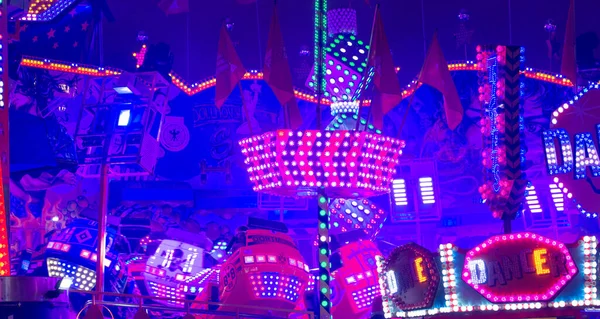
561,0,577,86
215,25,246,108
419,32,463,130
368,8,402,129
264,5,303,129
158,0,189,15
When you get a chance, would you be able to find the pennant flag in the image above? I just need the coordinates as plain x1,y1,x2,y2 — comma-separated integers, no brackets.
368,7,402,129
419,32,463,130
215,25,247,108
264,5,303,129
561,0,577,86
158,0,189,15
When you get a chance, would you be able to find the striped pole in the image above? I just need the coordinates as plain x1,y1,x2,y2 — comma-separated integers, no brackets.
317,189,331,319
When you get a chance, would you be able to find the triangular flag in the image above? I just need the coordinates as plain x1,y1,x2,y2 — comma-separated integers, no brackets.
264,5,303,129
83,305,104,319
368,7,402,129
215,25,247,108
158,0,189,15
419,32,463,130
561,0,577,86
133,308,151,319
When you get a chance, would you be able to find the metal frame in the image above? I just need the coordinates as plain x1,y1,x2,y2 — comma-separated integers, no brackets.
72,290,315,319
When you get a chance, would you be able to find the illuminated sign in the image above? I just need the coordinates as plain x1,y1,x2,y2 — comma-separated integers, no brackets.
542,84,600,217
462,233,577,303
381,243,440,310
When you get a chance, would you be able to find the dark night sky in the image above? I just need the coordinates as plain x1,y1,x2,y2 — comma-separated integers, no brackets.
102,0,600,85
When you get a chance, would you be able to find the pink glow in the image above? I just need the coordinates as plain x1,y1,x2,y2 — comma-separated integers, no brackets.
462,232,578,303
239,130,405,198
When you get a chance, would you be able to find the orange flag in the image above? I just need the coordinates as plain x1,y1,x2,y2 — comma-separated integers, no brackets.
264,5,303,129
561,0,577,86
419,32,463,130
369,7,402,129
215,25,247,108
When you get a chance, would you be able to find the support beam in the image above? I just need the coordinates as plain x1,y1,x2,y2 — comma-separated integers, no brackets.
0,0,12,276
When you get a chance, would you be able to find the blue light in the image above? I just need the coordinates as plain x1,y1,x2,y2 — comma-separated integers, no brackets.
118,110,131,127
114,87,133,95
574,132,600,179
543,129,573,175
487,57,500,192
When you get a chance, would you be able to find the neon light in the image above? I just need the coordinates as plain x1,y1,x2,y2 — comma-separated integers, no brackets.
487,57,500,192
533,248,550,275
549,184,565,212
582,236,598,302
21,0,78,22
414,257,427,283
468,259,487,284
386,270,398,294
546,83,600,218
133,45,147,69
392,179,408,206
525,184,542,213
419,177,435,204
462,233,578,303
574,132,600,179
239,130,404,197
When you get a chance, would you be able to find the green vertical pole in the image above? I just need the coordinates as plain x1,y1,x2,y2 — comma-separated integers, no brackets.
314,0,330,317
317,189,331,319
314,0,327,130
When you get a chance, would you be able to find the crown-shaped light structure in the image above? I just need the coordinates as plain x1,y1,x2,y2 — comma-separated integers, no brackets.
240,130,404,198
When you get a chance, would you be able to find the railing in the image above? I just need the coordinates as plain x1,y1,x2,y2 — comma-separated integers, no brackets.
71,290,314,319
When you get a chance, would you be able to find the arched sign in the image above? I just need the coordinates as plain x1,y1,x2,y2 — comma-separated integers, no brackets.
542,84,600,217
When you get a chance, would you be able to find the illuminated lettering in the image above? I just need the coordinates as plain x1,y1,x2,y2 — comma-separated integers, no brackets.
543,126,600,180
396,262,415,294
549,252,568,277
501,254,523,280
487,260,506,287
520,249,535,273
412,257,426,283
574,132,600,179
543,129,574,175
468,259,487,284
386,270,398,294
533,248,550,275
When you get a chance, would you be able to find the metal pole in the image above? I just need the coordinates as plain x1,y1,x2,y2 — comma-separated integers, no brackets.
0,0,12,276
354,4,379,131
508,0,513,44
95,161,109,301
186,13,191,79
317,189,331,319
420,0,427,58
256,0,263,68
